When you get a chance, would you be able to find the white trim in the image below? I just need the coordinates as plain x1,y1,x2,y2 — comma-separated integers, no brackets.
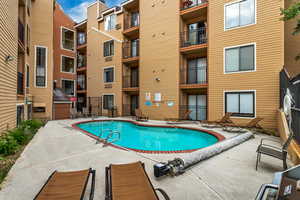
61,78,76,97
223,90,257,119
74,20,87,28
102,93,115,110
223,42,256,74
90,27,123,43
103,66,115,83
60,26,75,52
98,7,123,22
224,0,257,31
34,45,48,88
60,55,76,74
16,103,25,106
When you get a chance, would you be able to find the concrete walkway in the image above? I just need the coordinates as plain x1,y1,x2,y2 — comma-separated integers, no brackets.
0,118,287,200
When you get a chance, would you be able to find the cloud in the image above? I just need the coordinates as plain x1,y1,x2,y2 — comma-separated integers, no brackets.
67,0,95,23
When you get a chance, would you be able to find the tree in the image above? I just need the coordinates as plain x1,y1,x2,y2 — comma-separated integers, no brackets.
281,2,300,60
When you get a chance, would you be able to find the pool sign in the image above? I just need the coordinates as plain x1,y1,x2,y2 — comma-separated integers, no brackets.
167,101,174,107
70,97,77,102
145,101,152,106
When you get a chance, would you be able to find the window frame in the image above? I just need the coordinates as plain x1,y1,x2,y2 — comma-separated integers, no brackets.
103,66,115,83
224,43,256,74
60,26,75,52
104,14,117,31
61,79,76,96
102,94,115,110
61,55,76,74
34,45,47,88
224,0,256,31
103,40,114,57
224,90,256,118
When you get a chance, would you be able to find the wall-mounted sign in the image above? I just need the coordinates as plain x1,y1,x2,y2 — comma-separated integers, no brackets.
145,92,151,101
154,93,161,102
145,101,152,106
167,101,174,107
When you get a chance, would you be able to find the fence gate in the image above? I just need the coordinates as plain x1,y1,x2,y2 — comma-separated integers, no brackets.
88,97,102,117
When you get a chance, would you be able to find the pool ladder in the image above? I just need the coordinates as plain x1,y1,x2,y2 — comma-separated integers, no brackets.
102,130,121,147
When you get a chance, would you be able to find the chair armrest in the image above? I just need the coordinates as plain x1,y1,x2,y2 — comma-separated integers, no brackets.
260,138,281,146
155,188,170,200
259,143,283,152
255,184,279,200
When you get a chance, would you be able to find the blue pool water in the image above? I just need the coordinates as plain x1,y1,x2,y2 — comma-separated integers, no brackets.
76,121,219,152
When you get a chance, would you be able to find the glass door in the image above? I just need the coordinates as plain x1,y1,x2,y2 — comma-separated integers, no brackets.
188,95,207,120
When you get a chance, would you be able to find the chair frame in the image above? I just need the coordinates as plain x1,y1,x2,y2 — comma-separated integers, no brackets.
135,109,149,122
105,162,170,200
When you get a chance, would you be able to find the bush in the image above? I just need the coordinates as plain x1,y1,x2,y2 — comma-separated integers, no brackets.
0,135,19,156
8,128,27,145
20,119,44,133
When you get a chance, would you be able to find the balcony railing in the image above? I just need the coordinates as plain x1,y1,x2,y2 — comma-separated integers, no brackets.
123,75,139,88
124,13,140,30
77,55,87,68
180,66,207,85
18,19,25,45
17,72,24,95
123,40,139,59
77,75,86,90
180,28,207,48
180,105,207,121
122,104,138,116
77,32,86,46
181,0,208,10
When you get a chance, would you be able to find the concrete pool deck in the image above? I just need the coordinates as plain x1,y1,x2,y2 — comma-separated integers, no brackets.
0,117,289,200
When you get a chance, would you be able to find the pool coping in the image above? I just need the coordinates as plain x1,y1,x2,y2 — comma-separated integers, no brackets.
71,119,226,154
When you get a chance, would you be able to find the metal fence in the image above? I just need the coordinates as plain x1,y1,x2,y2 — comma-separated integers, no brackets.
180,28,207,48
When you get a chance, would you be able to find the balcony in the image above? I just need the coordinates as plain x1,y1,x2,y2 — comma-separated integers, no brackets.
18,19,25,48
77,74,86,92
122,40,139,64
123,75,139,92
180,28,207,54
122,104,138,116
180,65,207,89
77,32,87,49
123,13,139,38
180,0,208,20
17,72,24,95
77,54,87,71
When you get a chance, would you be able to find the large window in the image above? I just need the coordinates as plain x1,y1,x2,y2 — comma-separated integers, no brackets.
103,40,114,57
225,0,255,30
225,91,255,118
187,58,207,84
104,67,114,83
61,27,75,51
225,44,255,73
77,74,86,90
103,95,114,109
131,12,139,27
131,39,139,57
61,56,75,73
62,79,75,96
104,14,116,31
35,46,47,87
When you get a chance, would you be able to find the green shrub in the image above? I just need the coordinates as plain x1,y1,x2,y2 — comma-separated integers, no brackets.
0,135,19,156
20,119,44,134
8,128,27,145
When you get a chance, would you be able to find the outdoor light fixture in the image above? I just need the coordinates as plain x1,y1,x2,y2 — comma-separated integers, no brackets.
5,55,13,63
155,77,161,82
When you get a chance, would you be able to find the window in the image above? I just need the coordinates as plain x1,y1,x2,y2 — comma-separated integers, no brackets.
131,12,139,27
17,105,24,127
26,64,29,88
225,91,255,117
104,14,116,31
103,95,114,109
77,74,86,90
62,80,75,96
187,58,207,84
225,0,255,30
77,32,86,46
61,27,75,51
131,39,139,57
225,44,255,73
61,56,75,73
104,67,114,83
103,40,114,57
33,107,45,113
35,46,47,87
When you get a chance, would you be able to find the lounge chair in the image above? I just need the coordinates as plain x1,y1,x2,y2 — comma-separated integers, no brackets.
82,107,89,118
135,109,149,122
201,113,233,128
256,131,294,170
105,162,170,200
34,168,96,200
227,117,264,129
165,110,192,123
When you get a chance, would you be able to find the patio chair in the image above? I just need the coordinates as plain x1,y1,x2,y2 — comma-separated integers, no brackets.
256,131,294,170
82,107,89,118
165,110,192,123
227,117,264,129
135,109,149,122
201,112,233,127
34,168,96,200
70,108,78,119
105,162,170,200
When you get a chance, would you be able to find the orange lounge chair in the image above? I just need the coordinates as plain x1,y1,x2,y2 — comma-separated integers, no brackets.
227,117,264,129
203,112,233,125
105,162,170,200
165,110,192,122
135,109,149,122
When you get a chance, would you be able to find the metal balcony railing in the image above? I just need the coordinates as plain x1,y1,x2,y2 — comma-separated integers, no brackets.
122,104,138,116
180,105,207,121
18,19,25,45
77,75,86,90
180,28,207,48
123,40,139,59
124,13,140,30
123,75,139,88
77,55,87,68
77,32,86,46
181,0,208,10
180,66,207,84
17,72,24,95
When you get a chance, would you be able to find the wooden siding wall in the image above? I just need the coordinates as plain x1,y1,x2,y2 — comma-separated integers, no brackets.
0,0,18,132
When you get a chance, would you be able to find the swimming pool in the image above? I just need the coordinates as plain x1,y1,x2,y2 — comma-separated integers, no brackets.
73,120,224,153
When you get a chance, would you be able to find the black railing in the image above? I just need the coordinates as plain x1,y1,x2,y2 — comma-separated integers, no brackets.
77,32,86,46
77,74,86,90
123,40,139,59
181,0,208,10
87,97,102,117
180,105,207,121
180,28,207,47
123,75,139,88
180,66,207,84
77,55,87,68
124,13,140,30
122,104,138,116
18,19,25,45
17,72,24,95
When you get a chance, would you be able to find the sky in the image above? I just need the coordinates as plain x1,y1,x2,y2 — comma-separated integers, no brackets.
56,0,123,22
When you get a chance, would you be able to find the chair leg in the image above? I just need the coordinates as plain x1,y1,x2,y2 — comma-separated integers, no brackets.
256,152,260,171
283,153,288,170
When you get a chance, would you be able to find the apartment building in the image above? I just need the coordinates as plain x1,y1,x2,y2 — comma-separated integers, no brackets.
53,3,76,120
77,0,300,129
